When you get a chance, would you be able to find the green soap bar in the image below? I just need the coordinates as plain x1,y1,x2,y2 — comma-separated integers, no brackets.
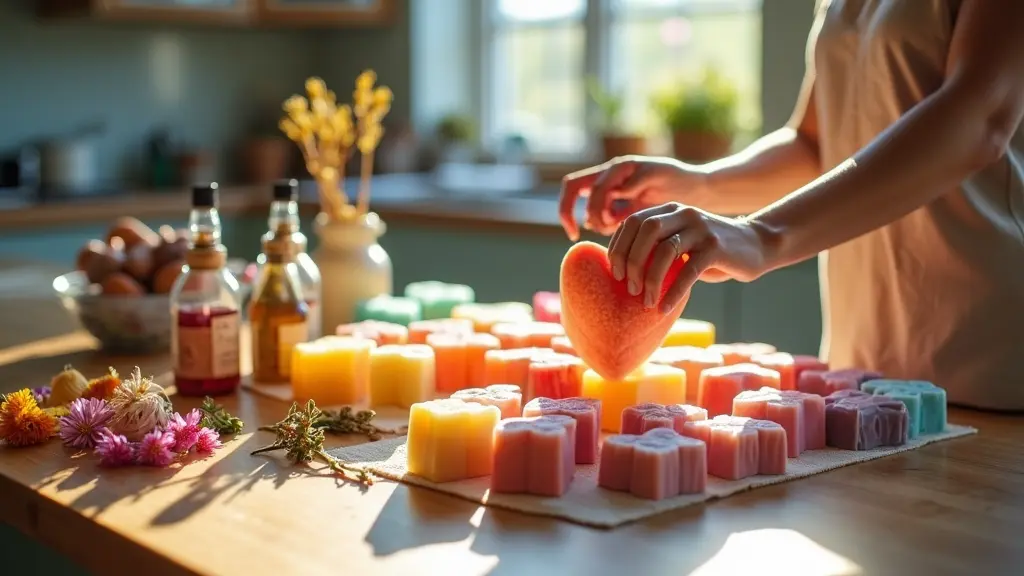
863,379,946,434
874,390,922,438
403,281,475,320
355,295,422,326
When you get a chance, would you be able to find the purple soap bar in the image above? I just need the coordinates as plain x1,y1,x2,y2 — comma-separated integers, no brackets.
824,389,872,405
825,395,908,450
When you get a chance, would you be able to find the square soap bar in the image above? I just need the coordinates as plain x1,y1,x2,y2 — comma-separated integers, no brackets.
355,295,422,326
550,336,577,356
451,302,533,333
427,332,501,394
825,395,908,450
620,403,708,436
451,384,523,420
522,397,602,464
336,320,409,346
598,428,707,500
698,363,782,418
406,398,501,483
484,347,553,389
708,342,777,365
581,363,687,432
408,318,475,344
750,352,829,391
798,368,882,397
648,346,725,405
662,319,716,348
291,336,375,406
491,321,565,349
682,415,786,479
492,415,577,497
404,281,475,320
527,353,586,401
861,379,946,435
532,291,561,323
369,344,435,408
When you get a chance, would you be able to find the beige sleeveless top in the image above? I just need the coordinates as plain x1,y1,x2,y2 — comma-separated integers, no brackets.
812,0,1024,410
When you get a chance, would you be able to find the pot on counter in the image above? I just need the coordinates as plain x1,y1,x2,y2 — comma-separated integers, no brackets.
39,122,104,193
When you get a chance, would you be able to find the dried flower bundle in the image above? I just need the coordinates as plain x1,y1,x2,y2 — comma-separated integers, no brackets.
107,367,173,441
279,72,393,222
0,389,59,447
314,406,404,441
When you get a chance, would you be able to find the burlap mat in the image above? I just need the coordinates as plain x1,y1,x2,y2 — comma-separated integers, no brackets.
328,424,976,529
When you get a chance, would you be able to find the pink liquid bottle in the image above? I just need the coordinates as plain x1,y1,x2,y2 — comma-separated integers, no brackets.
169,182,242,396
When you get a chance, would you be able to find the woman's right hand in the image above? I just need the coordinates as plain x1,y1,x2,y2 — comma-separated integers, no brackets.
558,155,708,241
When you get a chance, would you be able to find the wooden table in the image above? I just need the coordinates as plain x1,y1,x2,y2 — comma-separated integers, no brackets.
0,262,1022,576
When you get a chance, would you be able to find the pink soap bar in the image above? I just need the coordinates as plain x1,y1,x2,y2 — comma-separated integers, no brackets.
598,428,706,500
782,389,827,451
484,347,553,388
532,291,561,323
336,320,409,345
451,384,523,419
799,368,883,397
708,342,777,365
698,363,782,417
526,353,586,401
620,403,707,435
491,322,565,349
825,395,908,450
681,417,759,480
491,415,577,496
550,336,577,356
739,417,788,475
732,388,804,457
522,396,601,464
750,352,828,391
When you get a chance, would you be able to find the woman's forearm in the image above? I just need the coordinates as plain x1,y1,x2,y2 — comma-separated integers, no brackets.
691,126,822,215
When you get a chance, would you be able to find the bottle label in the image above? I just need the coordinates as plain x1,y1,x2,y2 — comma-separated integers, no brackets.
278,321,309,377
176,311,240,380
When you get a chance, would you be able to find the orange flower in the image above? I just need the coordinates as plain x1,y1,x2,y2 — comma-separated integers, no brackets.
82,368,120,401
0,389,58,447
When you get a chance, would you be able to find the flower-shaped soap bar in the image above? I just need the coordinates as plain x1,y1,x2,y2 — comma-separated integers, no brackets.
522,397,601,464
620,402,707,436
797,368,881,397
681,415,787,480
824,394,909,450
598,428,707,500
491,415,577,497
733,387,827,454
451,384,523,419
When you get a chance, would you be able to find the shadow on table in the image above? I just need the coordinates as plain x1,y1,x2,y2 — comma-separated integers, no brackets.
364,484,480,557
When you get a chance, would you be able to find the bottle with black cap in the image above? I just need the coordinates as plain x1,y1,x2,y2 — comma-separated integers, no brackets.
257,179,322,338
169,182,242,396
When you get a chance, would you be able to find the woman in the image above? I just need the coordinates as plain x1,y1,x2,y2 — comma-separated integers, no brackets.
558,0,1024,411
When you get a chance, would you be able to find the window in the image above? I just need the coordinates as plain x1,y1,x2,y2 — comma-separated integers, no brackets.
482,0,762,159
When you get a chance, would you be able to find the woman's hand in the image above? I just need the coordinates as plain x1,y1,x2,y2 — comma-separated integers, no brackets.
559,156,708,241
608,202,771,313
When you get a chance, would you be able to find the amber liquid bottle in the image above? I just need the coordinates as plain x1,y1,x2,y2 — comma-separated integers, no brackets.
249,224,309,383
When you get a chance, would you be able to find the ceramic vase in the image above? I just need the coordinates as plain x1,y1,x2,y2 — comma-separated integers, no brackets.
312,211,392,334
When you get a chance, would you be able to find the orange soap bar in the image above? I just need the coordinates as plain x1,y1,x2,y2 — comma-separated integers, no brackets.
581,363,687,432
406,398,501,483
451,302,533,333
336,320,409,346
751,352,829,391
698,363,781,417
491,321,565,349
408,318,474,344
550,336,577,356
662,319,716,348
560,241,688,381
708,342,777,365
648,346,725,405
427,332,501,394
484,347,554,388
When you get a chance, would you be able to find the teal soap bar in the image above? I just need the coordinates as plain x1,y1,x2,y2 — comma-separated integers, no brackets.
355,295,422,326
874,390,922,438
403,281,475,320
862,379,946,434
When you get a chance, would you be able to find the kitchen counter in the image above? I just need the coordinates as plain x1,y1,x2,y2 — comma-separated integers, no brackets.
0,259,1022,576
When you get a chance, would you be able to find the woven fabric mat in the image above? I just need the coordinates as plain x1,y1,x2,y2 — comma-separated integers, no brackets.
329,425,977,529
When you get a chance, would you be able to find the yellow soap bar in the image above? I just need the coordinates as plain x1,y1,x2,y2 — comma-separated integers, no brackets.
581,363,687,432
450,302,533,333
370,344,436,408
662,319,716,348
406,398,501,483
291,336,375,406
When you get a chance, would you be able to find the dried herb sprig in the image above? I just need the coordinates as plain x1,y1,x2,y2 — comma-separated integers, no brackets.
253,400,373,485
313,406,405,441
199,397,244,435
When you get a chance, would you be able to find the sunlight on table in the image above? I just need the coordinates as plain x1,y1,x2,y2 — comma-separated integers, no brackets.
689,529,862,576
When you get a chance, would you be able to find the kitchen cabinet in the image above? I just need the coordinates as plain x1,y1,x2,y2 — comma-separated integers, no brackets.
37,0,397,27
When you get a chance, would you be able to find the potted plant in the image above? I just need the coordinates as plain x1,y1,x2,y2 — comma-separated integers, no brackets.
436,113,477,162
587,76,646,161
652,68,738,163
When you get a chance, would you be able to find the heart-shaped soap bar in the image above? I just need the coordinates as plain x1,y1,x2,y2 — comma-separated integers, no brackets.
559,241,688,381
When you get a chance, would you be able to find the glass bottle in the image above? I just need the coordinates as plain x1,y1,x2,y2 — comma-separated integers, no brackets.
170,182,242,396
257,179,322,338
249,221,309,383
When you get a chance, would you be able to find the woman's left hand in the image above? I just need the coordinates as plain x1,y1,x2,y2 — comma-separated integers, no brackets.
607,202,771,313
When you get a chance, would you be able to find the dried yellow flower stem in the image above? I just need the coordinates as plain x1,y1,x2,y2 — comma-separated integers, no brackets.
357,151,374,215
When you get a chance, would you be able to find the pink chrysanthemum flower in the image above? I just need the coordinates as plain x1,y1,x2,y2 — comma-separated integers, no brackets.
59,397,114,449
195,427,222,453
94,430,135,467
136,429,176,467
166,409,202,453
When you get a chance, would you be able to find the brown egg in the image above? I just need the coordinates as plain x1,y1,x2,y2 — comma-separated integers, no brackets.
153,226,189,269
83,237,125,284
101,272,145,297
105,217,159,251
76,239,108,272
123,243,155,283
151,260,184,294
